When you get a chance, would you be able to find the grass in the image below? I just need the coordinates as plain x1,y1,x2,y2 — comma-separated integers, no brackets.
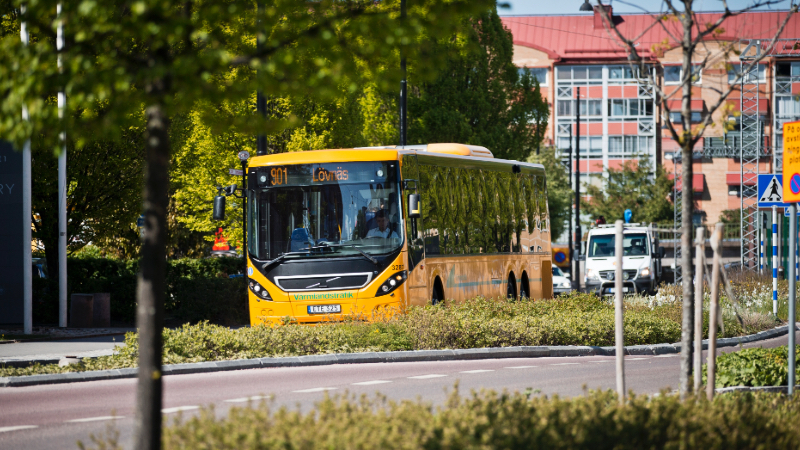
0,291,778,378
78,388,800,450
705,345,800,388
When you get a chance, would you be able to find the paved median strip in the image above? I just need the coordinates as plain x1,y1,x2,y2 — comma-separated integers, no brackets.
408,374,447,379
162,406,199,414
0,425,38,433
66,416,123,423
351,380,392,385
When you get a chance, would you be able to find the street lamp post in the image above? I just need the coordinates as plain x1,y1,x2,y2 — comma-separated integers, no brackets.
567,125,573,282
574,87,582,288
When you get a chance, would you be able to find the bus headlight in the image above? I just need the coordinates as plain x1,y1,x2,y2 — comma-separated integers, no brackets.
249,278,273,301
375,271,407,297
639,268,651,278
586,269,601,281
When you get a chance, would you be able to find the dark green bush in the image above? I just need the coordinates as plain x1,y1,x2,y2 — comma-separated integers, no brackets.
706,345,800,388
83,389,800,450
33,256,244,325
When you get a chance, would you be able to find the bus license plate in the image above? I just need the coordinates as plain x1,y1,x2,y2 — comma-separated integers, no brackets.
308,304,342,314
607,288,629,294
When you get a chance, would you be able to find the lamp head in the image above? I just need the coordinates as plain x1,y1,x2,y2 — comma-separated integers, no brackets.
579,0,594,11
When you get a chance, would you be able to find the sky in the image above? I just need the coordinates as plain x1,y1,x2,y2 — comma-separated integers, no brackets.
498,0,796,16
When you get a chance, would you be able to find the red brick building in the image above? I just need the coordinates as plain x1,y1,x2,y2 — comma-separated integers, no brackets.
502,6,800,226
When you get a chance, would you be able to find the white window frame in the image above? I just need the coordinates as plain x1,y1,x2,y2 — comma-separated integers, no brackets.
664,64,702,85
519,67,550,87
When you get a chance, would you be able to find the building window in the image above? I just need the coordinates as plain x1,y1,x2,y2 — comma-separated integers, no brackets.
728,185,741,197
728,64,766,84
608,99,654,117
669,111,703,124
557,65,603,81
776,62,800,78
664,64,702,85
558,100,603,117
608,136,653,156
608,65,639,80
519,67,549,87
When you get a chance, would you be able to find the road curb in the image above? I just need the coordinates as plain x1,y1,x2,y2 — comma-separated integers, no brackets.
2,324,797,388
716,385,800,394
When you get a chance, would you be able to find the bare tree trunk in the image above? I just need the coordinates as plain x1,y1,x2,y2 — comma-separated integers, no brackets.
679,5,695,399
134,104,170,450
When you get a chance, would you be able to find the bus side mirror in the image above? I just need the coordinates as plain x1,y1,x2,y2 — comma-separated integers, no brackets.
407,194,421,219
658,247,666,258
575,254,585,262
213,195,226,221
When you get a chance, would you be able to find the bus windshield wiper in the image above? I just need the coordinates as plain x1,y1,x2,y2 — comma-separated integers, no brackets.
320,243,379,265
261,250,312,270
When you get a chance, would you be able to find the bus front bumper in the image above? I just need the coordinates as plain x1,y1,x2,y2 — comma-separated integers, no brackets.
250,295,404,325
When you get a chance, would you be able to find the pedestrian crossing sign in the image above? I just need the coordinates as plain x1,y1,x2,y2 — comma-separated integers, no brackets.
783,120,800,203
758,174,788,207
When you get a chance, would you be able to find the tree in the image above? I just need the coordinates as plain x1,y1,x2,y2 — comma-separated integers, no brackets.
1,1,492,448
408,7,549,161
583,160,674,225
528,147,571,240
597,0,797,397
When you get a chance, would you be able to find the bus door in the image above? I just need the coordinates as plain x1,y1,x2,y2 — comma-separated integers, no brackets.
402,154,427,306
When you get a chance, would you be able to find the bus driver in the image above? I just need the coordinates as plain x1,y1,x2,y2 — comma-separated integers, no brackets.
366,209,399,239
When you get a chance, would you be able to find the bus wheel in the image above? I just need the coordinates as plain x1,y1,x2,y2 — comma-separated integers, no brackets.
431,279,444,306
506,274,517,300
520,273,530,299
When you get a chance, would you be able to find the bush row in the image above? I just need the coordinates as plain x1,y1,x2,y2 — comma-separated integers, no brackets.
33,257,246,325
83,389,800,450
706,345,800,388
2,294,699,377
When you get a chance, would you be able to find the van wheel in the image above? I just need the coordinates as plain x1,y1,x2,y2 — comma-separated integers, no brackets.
506,273,517,300
520,273,530,299
431,278,444,306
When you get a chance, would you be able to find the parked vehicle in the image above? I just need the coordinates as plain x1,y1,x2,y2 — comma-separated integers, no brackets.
580,224,665,296
552,266,572,296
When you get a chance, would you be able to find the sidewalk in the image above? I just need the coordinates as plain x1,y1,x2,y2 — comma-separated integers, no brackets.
0,328,133,367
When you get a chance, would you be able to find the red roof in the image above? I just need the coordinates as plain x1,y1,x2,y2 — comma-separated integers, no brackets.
502,10,800,62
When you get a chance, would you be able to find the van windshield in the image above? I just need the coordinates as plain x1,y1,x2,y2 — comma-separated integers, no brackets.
587,233,649,258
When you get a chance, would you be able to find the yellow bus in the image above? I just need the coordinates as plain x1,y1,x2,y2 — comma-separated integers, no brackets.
244,143,553,325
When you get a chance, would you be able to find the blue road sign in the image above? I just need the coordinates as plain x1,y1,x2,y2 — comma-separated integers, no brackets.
758,174,789,208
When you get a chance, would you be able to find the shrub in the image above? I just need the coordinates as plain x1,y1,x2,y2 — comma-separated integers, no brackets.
706,345,800,388
81,389,800,450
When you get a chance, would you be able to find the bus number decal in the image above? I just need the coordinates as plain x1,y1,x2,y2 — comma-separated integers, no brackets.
270,167,287,186
391,264,404,271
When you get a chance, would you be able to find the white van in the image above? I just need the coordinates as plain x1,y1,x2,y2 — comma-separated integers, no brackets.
580,224,665,296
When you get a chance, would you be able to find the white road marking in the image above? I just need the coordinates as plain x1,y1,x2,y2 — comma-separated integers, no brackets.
505,366,538,369
550,363,580,366
292,387,337,393
0,426,38,433
162,406,199,414
66,416,123,423
352,380,392,386
224,395,271,403
589,360,611,363
626,358,650,360
408,374,447,379
654,354,677,358
460,370,495,374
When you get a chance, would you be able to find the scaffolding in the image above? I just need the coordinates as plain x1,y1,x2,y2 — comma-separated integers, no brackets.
740,40,763,271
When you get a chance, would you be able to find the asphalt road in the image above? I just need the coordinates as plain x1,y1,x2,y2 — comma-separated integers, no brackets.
1,330,797,450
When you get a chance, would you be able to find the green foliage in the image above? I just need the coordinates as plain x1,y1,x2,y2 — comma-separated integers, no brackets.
583,159,674,224
407,8,549,161
706,345,800,388
32,257,245,325
720,208,741,225
79,390,800,450
528,147,571,240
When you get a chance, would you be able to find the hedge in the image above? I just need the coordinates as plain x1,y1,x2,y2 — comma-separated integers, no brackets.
33,257,246,325
80,389,800,450
706,345,800,388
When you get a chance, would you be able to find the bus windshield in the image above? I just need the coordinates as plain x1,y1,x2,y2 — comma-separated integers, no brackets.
587,233,649,258
248,161,404,261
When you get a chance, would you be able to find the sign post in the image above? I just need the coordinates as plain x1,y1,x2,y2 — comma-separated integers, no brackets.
782,120,800,395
